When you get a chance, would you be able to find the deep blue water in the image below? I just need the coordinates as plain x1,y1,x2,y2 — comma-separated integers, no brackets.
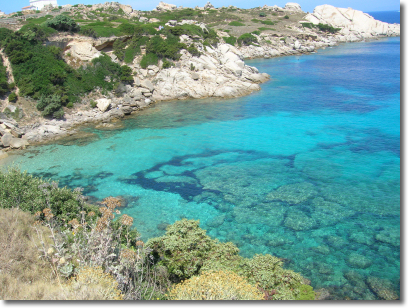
2,35,400,299
366,10,400,24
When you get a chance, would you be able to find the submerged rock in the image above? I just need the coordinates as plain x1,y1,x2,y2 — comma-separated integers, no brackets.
366,277,399,300
284,209,316,231
347,253,372,269
267,182,316,204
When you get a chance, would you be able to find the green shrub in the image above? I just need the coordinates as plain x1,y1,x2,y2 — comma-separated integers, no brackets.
0,56,8,96
261,20,275,25
140,53,158,69
284,15,289,19
187,44,201,57
162,59,174,69
66,102,74,108
8,92,17,102
168,270,264,300
295,284,316,300
301,22,315,29
251,18,260,23
45,15,80,32
37,94,64,118
317,23,341,33
79,27,98,38
259,12,267,17
237,33,257,46
223,36,236,46
228,21,245,26
0,167,98,223
90,100,97,108
251,30,261,35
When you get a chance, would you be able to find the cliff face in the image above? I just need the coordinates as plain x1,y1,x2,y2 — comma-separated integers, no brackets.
305,5,400,37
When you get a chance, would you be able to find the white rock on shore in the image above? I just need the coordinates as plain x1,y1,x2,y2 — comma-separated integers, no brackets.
305,5,400,37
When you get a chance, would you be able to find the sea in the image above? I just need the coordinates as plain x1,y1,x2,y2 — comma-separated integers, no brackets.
2,11,400,300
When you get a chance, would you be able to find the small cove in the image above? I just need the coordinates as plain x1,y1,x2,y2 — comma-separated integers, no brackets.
2,37,400,299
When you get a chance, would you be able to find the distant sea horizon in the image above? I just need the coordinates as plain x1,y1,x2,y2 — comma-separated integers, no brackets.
366,10,400,24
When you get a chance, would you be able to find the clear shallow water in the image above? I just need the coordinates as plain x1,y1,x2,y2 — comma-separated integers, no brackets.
3,37,400,299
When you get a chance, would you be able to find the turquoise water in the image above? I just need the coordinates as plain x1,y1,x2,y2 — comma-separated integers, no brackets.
3,37,400,299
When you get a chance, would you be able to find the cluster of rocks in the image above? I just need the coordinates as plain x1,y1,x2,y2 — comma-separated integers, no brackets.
0,116,29,156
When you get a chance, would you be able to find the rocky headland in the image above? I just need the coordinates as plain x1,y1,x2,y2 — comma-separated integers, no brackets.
0,2,400,157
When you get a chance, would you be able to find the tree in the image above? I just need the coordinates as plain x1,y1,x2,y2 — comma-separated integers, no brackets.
45,15,80,32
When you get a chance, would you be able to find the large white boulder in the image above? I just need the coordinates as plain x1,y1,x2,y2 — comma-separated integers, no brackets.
66,42,101,61
305,5,400,37
284,3,302,12
96,98,111,112
155,2,177,11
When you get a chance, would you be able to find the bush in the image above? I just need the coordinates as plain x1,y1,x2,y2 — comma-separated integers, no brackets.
140,53,158,69
252,30,261,35
0,167,97,223
237,33,257,46
90,100,97,108
223,36,236,46
187,44,201,57
0,57,9,96
45,15,80,32
79,27,98,38
296,284,316,300
8,92,17,102
168,270,264,300
228,21,245,26
317,23,341,33
284,15,289,19
259,12,267,17
261,20,275,25
162,59,174,69
66,102,73,108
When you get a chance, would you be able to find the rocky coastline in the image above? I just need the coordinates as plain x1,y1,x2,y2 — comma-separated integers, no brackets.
0,2,400,158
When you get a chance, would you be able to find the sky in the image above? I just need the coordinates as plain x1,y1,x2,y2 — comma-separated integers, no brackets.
0,0,401,15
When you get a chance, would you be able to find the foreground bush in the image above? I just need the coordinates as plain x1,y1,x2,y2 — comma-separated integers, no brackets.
168,270,264,300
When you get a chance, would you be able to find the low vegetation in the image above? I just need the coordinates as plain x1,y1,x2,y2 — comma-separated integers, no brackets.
0,168,316,300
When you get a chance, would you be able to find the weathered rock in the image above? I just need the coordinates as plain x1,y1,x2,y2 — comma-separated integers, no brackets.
141,80,155,92
267,182,316,204
204,2,214,10
9,137,29,149
284,2,302,12
155,1,177,11
66,42,101,61
121,106,133,115
206,215,225,228
305,5,400,37
347,253,372,269
1,133,12,147
366,277,399,300
191,72,199,80
139,17,148,22
96,98,111,112
284,210,316,231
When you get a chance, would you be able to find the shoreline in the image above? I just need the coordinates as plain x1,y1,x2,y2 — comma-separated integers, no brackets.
0,34,400,161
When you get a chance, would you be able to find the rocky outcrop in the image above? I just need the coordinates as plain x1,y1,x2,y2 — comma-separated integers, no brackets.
149,44,269,101
284,3,302,12
155,1,177,11
305,5,400,37
204,2,215,10
66,42,101,61
0,117,29,152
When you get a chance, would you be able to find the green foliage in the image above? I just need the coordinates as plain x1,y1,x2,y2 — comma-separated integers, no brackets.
241,254,304,300
90,100,97,108
66,102,74,108
261,20,275,25
45,15,80,32
0,56,9,96
187,44,201,57
113,39,127,61
0,167,98,223
36,94,64,118
237,33,258,46
259,12,267,17
79,27,98,38
8,92,17,102
251,30,261,35
145,35,186,61
284,15,290,19
140,53,158,69
120,65,133,83
223,36,236,46
295,284,316,300
18,24,56,42
228,21,245,26
162,59,174,69
146,219,217,280
317,23,341,33
301,22,315,29
251,18,260,23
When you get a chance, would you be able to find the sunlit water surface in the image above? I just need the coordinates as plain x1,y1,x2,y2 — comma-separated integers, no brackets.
4,37,400,300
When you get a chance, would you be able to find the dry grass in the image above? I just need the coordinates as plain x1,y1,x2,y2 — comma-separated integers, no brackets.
0,208,61,300
168,270,264,300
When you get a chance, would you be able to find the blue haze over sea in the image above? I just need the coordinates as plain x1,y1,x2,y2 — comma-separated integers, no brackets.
3,11,400,299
